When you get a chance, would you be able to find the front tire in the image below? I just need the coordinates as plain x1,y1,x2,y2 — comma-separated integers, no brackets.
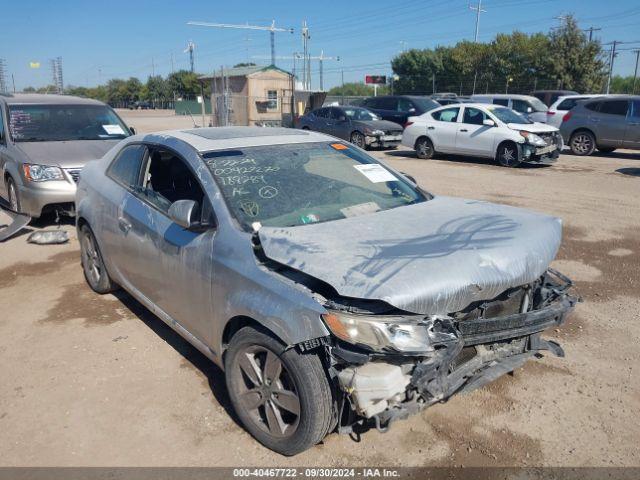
415,137,434,159
6,177,20,213
496,142,521,167
79,224,117,294
569,130,596,156
350,131,366,149
225,327,334,456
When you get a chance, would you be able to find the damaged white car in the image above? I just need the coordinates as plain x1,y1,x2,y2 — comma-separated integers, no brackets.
76,127,577,455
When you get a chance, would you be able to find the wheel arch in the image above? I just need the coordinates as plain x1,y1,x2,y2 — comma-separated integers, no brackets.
495,139,520,158
414,134,435,150
221,315,287,363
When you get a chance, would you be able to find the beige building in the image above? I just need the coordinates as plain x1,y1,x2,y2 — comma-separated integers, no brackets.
200,65,294,127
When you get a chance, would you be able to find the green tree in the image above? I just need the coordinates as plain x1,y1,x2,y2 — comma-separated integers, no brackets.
167,70,202,98
233,62,257,68
327,82,389,96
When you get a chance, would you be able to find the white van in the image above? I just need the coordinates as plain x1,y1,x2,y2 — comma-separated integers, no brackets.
470,94,549,123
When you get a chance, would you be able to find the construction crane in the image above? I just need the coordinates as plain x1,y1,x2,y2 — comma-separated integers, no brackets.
252,51,339,90
187,20,294,67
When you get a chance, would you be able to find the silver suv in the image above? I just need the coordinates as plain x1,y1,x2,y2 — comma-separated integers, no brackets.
0,93,130,218
560,95,640,156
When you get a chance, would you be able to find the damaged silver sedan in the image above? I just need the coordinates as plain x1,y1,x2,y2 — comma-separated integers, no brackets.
76,127,577,455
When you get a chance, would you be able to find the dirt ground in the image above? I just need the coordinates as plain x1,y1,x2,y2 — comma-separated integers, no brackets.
1,109,639,467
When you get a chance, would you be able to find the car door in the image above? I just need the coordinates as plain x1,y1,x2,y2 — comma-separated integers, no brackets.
375,97,401,123
429,107,461,152
0,104,8,199
455,107,497,157
625,100,640,148
596,99,630,147
311,108,331,134
328,107,350,140
118,146,216,344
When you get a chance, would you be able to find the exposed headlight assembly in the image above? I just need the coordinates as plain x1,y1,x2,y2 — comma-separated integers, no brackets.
365,128,385,136
322,310,459,354
519,131,547,147
22,164,64,182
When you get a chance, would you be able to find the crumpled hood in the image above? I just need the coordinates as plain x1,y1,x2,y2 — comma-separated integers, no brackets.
259,196,562,315
507,122,558,134
353,119,403,132
15,140,121,169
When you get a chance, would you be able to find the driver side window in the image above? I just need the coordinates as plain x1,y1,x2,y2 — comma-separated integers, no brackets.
139,148,206,217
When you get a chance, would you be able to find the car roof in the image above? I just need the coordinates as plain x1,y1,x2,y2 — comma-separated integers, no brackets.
1,93,106,106
471,93,538,100
143,127,337,152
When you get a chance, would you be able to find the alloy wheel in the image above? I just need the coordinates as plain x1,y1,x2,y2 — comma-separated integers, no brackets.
233,345,301,438
351,132,365,149
416,139,433,159
499,145,518,167
8,181,18,212
572,134,593,155
81,230,102,287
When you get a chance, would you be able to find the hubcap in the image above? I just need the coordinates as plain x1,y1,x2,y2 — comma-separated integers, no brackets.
573,134,592,154
82,233,101,285
234,346,300,438
418,140,431,157
501,147,515,165
352,133,364,148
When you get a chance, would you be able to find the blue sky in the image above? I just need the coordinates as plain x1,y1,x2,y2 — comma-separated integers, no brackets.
1,0,639,91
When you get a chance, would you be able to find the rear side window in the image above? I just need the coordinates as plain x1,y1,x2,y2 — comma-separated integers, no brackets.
631,100,640,119
397,98,414,112
432,107,460,122
0,106,5,143
376,97,397,110
585,101,601,112
108,144,146,189
314,108,329,119
557,98,589,110
493,98,509,107
599,100,629,116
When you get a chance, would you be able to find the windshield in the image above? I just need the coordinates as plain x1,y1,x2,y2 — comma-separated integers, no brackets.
487,106,532,124
8,104,130,142
203,142,426,229
410,97,440,112
529,97,549,112
343,107,379,121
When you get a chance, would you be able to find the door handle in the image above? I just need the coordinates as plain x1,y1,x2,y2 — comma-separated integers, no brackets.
118,216,132,233
427,126,435,130
589,117,600,123
459,129,468,132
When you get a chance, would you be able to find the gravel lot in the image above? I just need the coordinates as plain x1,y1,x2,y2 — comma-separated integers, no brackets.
1,109,639,467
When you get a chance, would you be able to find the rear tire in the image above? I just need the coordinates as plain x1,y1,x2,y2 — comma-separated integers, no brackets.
79,224,117,294
569,130,596,156
496,141,521,167
415,137,434,159
225,327,334,456
6,177,20,213
597,146,616,154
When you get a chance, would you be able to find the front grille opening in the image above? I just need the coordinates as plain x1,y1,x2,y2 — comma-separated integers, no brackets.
451,346,477,370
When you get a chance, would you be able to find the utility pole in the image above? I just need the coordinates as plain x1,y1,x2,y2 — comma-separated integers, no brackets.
170,53,175,73
633,49,640,94
184,41,196,73
302,20,310,90
469,0,486,42
606,41,620,94
252,51,338,91
188,20,294,67
0,59,7,93
152,57,155,77
584,26,601,42
469,0,486,94
341,69,345,105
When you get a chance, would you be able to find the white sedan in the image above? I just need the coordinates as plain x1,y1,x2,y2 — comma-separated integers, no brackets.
401,103,563,167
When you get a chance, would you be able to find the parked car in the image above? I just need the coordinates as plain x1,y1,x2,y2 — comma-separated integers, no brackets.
402,103,562,166
0,93,131,218
470,94,549,123
360,95,440,127
531,90,579,107
77,126,576,455
560,95,640,155
129,100,154,110
546,94,601,128
297,106,403,149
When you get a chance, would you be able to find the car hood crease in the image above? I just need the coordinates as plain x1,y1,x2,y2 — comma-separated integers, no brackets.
258,196,562,315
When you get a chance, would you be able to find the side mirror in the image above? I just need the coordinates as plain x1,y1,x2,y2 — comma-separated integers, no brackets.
408,107,416,113
526,107,533,113
129,126,137,135
168,199,199,229
483,119,496,127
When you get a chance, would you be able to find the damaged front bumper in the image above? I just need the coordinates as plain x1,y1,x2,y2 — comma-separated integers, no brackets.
326,269,578,433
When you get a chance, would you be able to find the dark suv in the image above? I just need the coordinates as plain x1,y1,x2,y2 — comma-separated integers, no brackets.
360,95,440,127
560,96,640,155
